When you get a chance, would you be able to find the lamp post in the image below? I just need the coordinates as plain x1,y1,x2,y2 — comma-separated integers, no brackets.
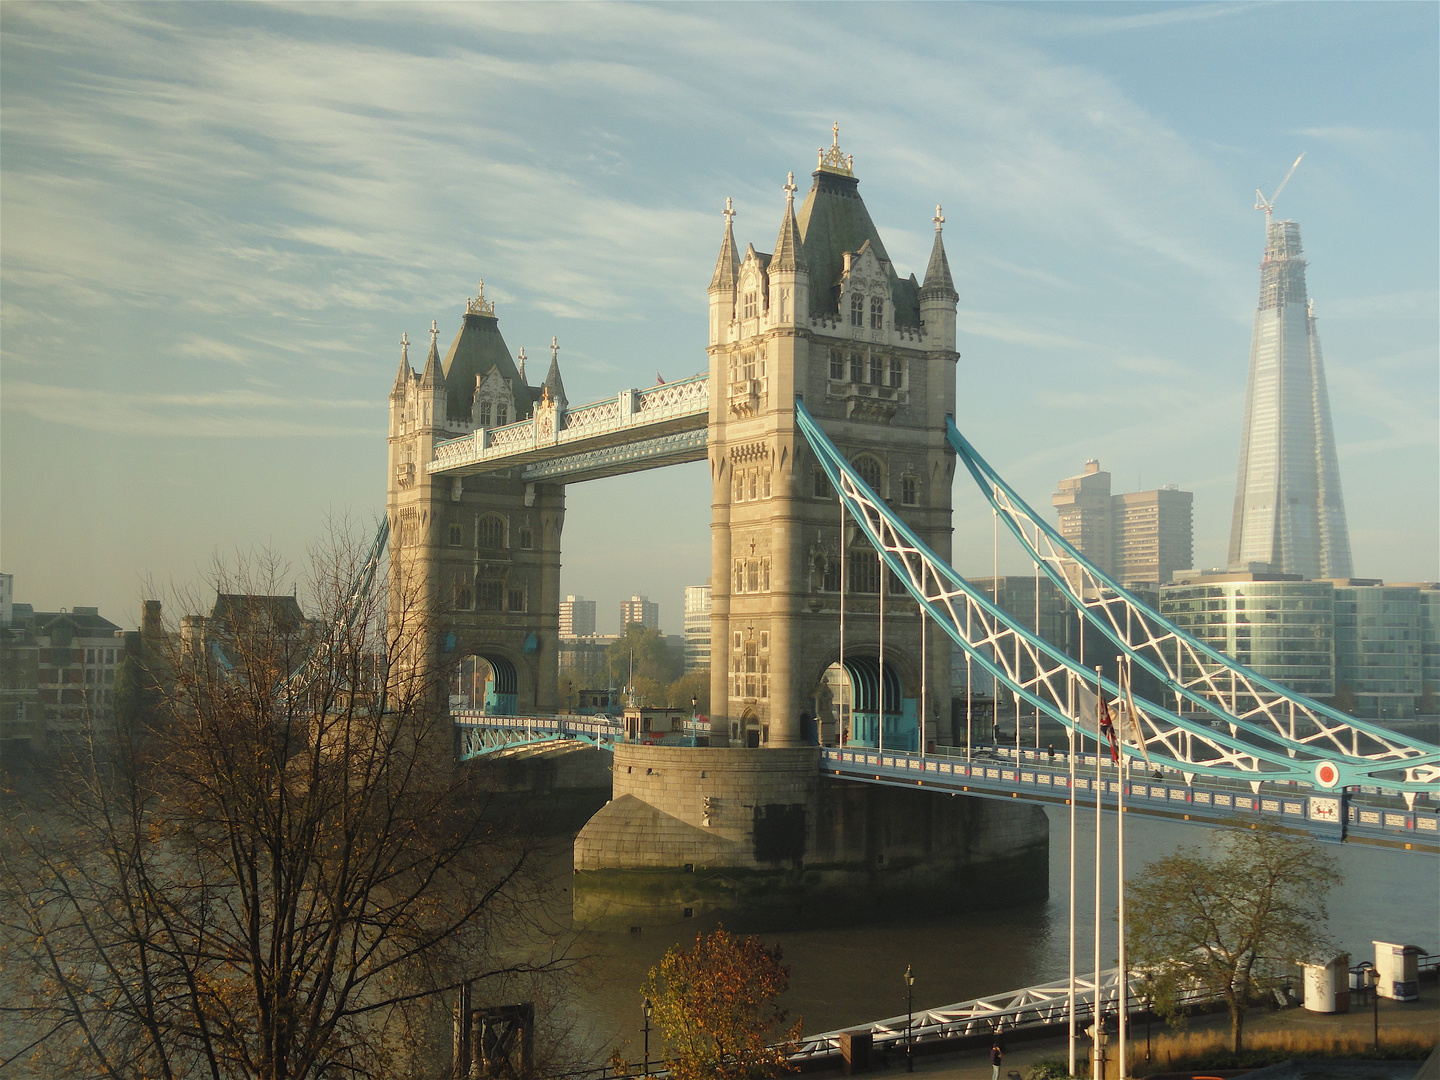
904,963,915,1072
1369,968,1380,1051
643,997,652,1077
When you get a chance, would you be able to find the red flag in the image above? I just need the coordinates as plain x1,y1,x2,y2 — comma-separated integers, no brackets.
656,372,666,384
1098,694,1119,762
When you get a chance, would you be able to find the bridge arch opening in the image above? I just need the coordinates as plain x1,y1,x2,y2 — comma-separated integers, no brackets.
816,654,917,751
451,652,520,715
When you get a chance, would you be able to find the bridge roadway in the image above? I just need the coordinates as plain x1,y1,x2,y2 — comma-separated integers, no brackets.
452,713,1440,854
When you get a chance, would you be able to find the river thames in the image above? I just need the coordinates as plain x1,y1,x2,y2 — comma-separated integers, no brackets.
559,807,1439,1064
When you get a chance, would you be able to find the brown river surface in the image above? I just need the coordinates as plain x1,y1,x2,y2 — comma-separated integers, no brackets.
554,808,1439,1065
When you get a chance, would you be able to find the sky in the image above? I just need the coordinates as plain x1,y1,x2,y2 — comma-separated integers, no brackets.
2,1,1436,636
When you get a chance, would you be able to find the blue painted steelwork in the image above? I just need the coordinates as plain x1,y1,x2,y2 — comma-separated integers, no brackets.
793,401,1440,796
821,744,1438,853
450,713,1435,851
945,418,1440,790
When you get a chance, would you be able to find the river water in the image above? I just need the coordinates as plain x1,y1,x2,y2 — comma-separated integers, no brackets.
558,808,1439,1063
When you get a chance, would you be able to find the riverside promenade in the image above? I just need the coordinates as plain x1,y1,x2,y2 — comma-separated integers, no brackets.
830,978,1438,1079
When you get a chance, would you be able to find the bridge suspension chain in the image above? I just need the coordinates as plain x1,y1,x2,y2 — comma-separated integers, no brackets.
945,420,1440,788
795,402,1439,792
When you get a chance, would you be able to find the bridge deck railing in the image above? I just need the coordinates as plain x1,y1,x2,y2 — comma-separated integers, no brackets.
823,743,1440,849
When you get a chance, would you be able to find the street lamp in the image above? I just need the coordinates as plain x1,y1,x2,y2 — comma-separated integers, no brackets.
1368,968,1380,1051
643,997,653,1077
904,963,915,1072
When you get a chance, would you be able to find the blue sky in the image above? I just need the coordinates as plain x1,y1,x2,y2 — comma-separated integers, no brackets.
2,1,1436,634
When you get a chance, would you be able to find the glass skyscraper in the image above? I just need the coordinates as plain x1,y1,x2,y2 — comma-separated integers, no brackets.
1227,218,1353,579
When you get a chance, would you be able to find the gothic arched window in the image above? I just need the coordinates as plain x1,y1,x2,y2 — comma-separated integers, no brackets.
477,515,506,550
870,296,884,330
854,455,883,493
850,295,864,327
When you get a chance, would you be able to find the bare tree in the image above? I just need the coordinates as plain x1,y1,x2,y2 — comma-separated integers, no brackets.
1,528,569,1079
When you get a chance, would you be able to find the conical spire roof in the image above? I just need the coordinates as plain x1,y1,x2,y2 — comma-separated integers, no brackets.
419,321,443,389
770,172,808,273
920,206,957,300
709,197,739,292
542,336,567,409
391,332,413,397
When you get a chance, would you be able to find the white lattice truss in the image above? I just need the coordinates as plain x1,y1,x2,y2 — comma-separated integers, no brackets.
430,372,709,474
791,967,1140,1061
794,403,1440,793
945,419,1440,791
454,713,621,758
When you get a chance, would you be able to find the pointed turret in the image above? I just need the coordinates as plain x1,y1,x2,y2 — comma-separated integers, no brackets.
420,320,443,389
770,173,807,273
766,172,809,326
708,198,740,346
391,332,413,398
920,205,957,301
543,336,568,411
918,206,958,353
709,197,740,293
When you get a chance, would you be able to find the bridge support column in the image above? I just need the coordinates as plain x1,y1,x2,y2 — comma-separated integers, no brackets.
572,745,1048,930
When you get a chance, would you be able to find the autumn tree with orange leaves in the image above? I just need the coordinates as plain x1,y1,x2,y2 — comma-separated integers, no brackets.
641,927,802,1080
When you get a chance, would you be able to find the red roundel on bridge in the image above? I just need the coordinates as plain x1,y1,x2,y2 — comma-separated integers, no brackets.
1314,761,1340,789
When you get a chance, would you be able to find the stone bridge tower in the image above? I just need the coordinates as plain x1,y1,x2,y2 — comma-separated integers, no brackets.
706,131,960,750
386,286,566,714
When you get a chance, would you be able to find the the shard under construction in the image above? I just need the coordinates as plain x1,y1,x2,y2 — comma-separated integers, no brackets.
1227,216,1353,579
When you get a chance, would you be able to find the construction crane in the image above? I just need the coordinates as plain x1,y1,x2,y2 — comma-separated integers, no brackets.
1255,152,1306,218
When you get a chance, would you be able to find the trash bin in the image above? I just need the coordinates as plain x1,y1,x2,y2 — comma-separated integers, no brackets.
1372,941,1423,1002
1302,953,1351,1013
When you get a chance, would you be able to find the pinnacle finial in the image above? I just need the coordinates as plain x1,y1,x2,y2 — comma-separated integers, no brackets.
550,335,559,363
400,331,409,360
723,196,735,224
818,123,854,176
466,278,496,317
783,171,797,205
430,320,438,344
933,205,945,233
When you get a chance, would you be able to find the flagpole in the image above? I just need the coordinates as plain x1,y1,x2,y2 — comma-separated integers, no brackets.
1068,670,1078,1078
1093,665,1103,1080
1117,657,1129,1080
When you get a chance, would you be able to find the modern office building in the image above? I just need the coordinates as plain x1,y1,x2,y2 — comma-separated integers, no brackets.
683,584,712,672
1227,217,1353,579
559,594,597,638
1161,572,1336,704
1052,462,1193,588
1160,572,1438,718
619,594,659,632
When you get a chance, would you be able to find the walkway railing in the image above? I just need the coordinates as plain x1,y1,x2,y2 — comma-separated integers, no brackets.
430,373,708,476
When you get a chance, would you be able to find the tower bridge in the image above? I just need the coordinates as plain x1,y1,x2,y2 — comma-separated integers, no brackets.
382,130,1439,926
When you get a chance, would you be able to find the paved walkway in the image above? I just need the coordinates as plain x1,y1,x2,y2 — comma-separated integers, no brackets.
855,980,1439,1079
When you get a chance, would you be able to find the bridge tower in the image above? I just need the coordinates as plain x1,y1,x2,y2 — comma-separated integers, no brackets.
706,131,960,749
386,286,565,714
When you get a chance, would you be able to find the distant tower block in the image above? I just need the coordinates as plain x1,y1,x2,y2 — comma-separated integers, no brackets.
706,132,959,749
1228,217,1353,579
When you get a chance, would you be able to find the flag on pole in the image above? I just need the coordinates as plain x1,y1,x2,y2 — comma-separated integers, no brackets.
656,372,666,384
1098,693,1119,763
1120,657,1153,767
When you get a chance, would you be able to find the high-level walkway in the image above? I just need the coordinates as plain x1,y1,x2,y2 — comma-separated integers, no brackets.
429,372,708,483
